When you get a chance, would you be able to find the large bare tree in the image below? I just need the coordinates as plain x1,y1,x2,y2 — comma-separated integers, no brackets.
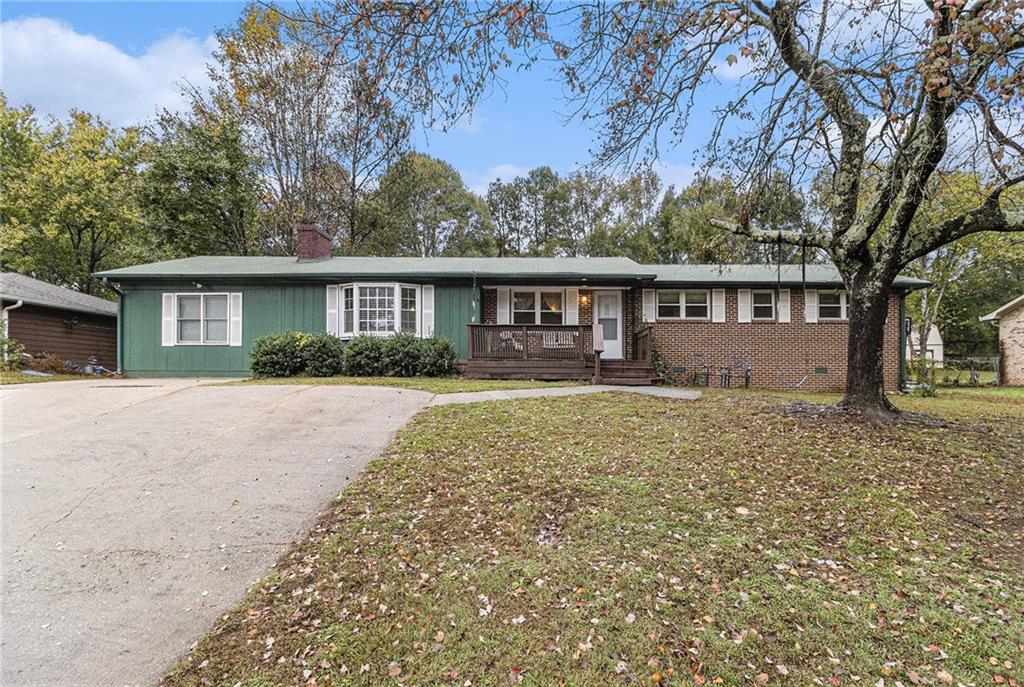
211,3,409,253
300,0,1022,413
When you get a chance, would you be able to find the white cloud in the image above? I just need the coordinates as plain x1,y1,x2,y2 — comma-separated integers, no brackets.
655,162,699,190
462,163,532,195
432,114,487,135
713,54,755,80
1,17,215,127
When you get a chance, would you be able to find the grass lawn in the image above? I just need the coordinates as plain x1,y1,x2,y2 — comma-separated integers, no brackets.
0,371,90,385
214,375,585,394
164,388,1023,687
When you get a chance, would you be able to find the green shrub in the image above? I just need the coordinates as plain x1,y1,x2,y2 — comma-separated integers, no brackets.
418,336,458,377
1,336,25,371
302,332,346,377
381,333,423,377
250,331,310,377
342,335,385,376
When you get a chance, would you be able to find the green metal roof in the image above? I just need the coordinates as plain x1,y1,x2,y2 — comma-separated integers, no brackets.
644,264,930,290
95,256,929,290
95,256,654,281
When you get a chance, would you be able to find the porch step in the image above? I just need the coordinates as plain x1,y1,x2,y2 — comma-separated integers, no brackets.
464,358,660,385
596,359,655,368
601,376,661,386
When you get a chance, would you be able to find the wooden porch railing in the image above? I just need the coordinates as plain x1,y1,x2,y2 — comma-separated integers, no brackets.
633,325,653,363
468,324,594,360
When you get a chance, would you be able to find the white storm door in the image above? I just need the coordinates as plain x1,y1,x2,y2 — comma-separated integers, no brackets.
595,291,623,359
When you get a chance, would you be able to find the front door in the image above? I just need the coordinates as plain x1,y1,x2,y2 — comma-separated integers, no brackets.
595,291,623,359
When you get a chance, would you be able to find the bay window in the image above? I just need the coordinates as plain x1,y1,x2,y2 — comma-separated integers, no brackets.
401,287,417,333
338,283,421,337
359,285,395,333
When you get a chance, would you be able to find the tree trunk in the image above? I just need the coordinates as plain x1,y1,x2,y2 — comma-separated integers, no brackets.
839,272,898,416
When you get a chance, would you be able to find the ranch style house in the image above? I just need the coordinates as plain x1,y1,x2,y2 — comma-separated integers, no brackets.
95,225,928,390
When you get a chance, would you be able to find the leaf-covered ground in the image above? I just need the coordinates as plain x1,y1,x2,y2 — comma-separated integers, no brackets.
0,371,90,384
163,389,1023,687
214,376,584,394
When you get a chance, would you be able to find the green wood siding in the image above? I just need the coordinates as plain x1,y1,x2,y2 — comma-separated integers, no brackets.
121,282,326,376
434,284,479,359
120,281,480,376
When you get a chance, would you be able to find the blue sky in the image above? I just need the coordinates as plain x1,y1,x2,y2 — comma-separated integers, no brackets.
1,1,707,193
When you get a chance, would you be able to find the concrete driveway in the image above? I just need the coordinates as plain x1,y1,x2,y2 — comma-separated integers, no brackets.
1,378,430,687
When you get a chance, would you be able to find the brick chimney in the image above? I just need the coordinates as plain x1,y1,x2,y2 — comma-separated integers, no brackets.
296,223,332,261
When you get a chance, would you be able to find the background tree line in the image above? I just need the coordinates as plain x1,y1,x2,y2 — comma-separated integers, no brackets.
1,3,1020,359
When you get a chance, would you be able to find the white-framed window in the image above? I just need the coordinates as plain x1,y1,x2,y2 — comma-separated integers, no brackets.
512,289,564,325
342,285,355,336
684,290,710,319
337,283,421,337
359,285,395,333
401,286,418,333
176,293,229,345
818,290,848,320
656,290,710,320
651,290,708,321
752,290,775,320
656,290,681,319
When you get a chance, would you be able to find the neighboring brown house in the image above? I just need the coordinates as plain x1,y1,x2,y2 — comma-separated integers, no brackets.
1,272,118,370
980,293,1024,386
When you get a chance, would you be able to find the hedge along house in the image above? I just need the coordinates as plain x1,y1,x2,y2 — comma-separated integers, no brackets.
96,225,929,389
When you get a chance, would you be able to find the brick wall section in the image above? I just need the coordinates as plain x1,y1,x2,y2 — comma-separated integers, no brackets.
649,289,903,392
481,288,496,324
997,304,1024,386
478,286,901,390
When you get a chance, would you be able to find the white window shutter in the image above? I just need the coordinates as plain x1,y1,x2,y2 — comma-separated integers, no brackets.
778,289,791,323
804,289,818,323
497,288,511,325
161,293,175,346
642,289,656,323
421,285,435,336
564,288,579,325
712,289,726,323
229,293,243,346
326,285,339,336
737,289,752,323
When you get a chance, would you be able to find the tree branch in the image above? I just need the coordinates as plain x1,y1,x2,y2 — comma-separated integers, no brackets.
900,175,1024,264
710,218,828,249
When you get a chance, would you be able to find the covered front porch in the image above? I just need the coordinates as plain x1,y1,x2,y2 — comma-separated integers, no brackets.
464,322,657,385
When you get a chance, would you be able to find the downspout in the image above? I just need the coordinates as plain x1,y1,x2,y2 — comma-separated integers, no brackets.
898,291,907,391
2,300,24,363
472,271,479,323
102,278,124,374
